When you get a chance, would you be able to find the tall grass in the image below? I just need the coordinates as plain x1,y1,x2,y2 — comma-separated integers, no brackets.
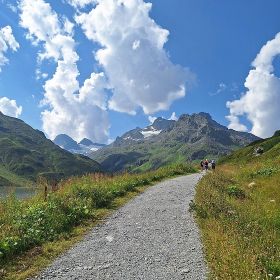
0,163,196,267
193,162,280,279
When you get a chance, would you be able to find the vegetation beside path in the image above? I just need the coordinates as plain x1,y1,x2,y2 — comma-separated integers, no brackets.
0,163,196,280
192,132,280,279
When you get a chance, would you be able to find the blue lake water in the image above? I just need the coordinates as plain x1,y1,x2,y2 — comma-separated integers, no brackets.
0,186,37,200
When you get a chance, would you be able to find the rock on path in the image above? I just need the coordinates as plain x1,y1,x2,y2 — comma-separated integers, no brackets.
33,174,207,280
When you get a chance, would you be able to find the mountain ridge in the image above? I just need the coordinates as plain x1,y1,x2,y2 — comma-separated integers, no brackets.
0,113,101,186
54,135,106,155
90,112,260,172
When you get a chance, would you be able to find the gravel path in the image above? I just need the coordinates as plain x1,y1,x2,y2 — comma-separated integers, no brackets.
33,173,207,280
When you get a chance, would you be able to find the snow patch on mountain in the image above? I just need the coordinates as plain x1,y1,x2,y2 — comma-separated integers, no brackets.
141,126,162,138
54,135,106,156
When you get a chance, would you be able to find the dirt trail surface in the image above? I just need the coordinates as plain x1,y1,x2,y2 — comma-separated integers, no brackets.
32,174,207,280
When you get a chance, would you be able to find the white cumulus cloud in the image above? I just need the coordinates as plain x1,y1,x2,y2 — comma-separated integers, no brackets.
19,0,109,143
0,97,22,117
148,111,177,124
226,114,248,132
168,112,178,121
7,3,18,13
226,32,280,138
19,0,192,142
148,115,157,124
0,25,19,72
67,0,96,8
0,26,22,118
76,0,191,115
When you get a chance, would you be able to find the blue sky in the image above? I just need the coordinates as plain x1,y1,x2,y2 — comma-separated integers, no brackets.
0,0,280,142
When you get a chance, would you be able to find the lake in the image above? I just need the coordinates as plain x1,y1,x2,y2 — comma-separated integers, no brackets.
0,186,37,200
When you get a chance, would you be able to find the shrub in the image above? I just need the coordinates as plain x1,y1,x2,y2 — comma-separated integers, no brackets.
251,167,279,178
189,200,208,218
226,185,246,199
262,259,280,278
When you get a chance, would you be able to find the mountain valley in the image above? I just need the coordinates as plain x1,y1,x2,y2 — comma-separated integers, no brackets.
90,112,260,172
0,113,101,186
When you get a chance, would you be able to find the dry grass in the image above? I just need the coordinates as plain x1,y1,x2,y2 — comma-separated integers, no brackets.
193,162,280,279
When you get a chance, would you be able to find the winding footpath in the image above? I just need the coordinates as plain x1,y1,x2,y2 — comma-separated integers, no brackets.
33,174,207,280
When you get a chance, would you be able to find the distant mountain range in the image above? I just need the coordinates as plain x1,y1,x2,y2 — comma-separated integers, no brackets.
53,134,106,155
90,112,260,172
0,113,101,187
0,111,261,186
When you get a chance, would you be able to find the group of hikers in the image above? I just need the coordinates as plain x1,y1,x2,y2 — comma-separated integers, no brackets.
200,159,216,171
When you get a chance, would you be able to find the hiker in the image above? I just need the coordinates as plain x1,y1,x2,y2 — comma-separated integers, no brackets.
200,160,204,171
204,159,209,171
211,159,216,171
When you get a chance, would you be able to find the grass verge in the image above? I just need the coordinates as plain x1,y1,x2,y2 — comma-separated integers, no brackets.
192,164,280,279
0,163,196,280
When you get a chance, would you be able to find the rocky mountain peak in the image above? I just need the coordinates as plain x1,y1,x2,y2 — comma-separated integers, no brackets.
79,138,94,146
178,112,212,123
152,117,175,131
195,112,213,121
273,130,280,137
91,111,261,173
178,114,190,122
196,112,212,119
54,134,106,155
54,134,80,150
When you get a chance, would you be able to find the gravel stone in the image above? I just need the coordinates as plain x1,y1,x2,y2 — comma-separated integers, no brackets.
32,174,207,280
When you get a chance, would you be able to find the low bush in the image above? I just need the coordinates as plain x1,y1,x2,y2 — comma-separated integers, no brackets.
189,200,208,218
226,185,246,199
250,167,279,178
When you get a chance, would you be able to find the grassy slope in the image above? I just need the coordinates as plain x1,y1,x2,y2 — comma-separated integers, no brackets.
0,113,101,186
94,141,233,173
0,165,33,187
0,163,196,280
193,132,280,279
92,114,259,173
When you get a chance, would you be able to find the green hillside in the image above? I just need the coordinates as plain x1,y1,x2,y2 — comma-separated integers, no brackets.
0,165,32,187
193,131,280,279
0,113,101,186
91,113,259,172
219,130,280,164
